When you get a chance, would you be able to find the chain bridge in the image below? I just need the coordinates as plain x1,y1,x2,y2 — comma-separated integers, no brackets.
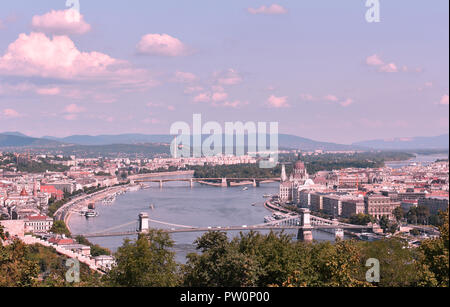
75,209,373,242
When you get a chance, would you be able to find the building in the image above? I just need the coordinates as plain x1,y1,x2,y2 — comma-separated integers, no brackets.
279,161,313,202
310,192,325,212
418,196,449,215
40,185,64,201
23,215,53,233
94,255,116,271
322,195,342,217
364,194,401,221
341,199,365,218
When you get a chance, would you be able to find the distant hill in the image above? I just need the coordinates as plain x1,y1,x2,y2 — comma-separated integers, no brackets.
0,133,62,148
5,131,448,152
42,133,357,151
353,134,449,150
42,134,173,146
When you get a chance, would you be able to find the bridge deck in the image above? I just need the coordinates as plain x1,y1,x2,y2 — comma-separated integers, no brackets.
78,224,371,238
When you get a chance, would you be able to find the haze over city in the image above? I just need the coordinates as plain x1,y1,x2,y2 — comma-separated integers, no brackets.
0,0,448,144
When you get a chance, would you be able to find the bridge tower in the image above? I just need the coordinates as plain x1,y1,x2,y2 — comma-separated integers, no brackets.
332,219,344,241
139,212,149,233
297,208,313,242
221,178,228,187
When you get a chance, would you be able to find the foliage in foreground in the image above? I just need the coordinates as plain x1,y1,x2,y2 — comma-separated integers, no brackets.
1,210,448,287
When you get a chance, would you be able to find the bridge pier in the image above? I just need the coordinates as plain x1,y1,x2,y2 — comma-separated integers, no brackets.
139,212,149,233
297,208,313,243
159,180,163,189
332,219,344,241
190,179,194,188
253,179,257,187
335,228,344,240
221,178,227,187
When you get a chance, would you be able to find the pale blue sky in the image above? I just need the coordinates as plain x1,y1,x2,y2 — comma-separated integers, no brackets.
0,0,448,144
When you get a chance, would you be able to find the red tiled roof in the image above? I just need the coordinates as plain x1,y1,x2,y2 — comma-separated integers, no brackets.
26,215,51,221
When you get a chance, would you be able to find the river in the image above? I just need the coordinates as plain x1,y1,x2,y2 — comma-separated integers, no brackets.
68,177,340,263
69,153,447,263
385,153,448,169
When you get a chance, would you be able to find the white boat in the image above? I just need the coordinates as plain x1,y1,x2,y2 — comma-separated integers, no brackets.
242,187,248,191
85,210,99,218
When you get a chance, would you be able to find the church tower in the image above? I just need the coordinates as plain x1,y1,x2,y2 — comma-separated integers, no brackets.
281,163,287,182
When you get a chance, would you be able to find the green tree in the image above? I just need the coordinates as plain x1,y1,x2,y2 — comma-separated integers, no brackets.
359,238,420,286
283,240,369,287
75,236,111,257
350,214,375,225
50,221,71,237
104,230,179,287
0,239,40,287
417,210,449,287
0,224,5,241
392,206,404,223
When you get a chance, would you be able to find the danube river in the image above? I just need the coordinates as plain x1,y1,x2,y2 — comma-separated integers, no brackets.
68,178,338,263
68,153,447,263
385,153,447,169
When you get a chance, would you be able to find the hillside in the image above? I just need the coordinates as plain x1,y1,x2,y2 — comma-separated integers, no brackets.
353,134,449,150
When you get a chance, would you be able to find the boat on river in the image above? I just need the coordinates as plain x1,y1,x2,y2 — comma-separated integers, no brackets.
85,210,99,218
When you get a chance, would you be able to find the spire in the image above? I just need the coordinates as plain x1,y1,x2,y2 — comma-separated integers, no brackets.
281,164,287,182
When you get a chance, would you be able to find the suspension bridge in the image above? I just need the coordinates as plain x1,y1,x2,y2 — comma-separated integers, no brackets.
73,209,374,242
132,177,281,188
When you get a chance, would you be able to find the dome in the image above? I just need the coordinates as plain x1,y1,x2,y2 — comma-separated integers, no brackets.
294,161,305,170
304,179,314,186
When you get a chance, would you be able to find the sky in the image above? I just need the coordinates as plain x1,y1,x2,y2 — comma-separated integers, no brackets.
0,0,448,144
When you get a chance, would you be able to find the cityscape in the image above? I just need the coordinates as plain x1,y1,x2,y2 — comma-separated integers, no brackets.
0,0,448,296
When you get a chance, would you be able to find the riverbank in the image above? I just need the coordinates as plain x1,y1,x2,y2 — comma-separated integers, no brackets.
66,171,197,234
63,185,132,233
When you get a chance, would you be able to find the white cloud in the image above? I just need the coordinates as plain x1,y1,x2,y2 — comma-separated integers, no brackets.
324,94,339,102
0,32,157,93
267,95,289,108
2,108,21,118
174,71,197,83
137,34,188,57
215,69,243,85
366,54,384,66
0,32,117,79
365,54,418,73
193,92,211,103
212,92,228,102
221,100,249,108
36,87,61,96
32,9,91,35
248,4,287,15
339,98,354,107
65,103,85,113
439,94,449,105
379,63,398,73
